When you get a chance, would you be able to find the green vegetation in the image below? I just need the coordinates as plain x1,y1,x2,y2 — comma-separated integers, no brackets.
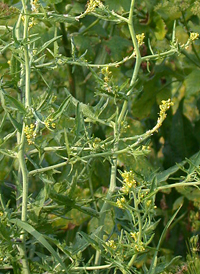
0,0,200,273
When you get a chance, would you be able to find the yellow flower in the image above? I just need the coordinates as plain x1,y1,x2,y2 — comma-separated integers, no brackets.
190,32,199,41
85,0,104,13
136,33,145,46
105,240,117,250
24,123,36,145
121,170,137,193
116,196,126,208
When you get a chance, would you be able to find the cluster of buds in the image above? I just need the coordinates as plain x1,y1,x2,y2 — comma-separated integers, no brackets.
120,121,130,133
158,99,173,122
116,196,126,208
136,33,145,46
121,170,137,194
101,66,114,93
85,0,104,13
152,99,173,132
105,239,117,250
24,124,36,145
135,242,145,252
44,118,56,130
92,137,101,150
130,232,145,252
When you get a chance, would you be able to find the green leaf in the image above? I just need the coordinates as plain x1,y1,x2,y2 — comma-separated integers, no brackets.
184,69,200,97
71,233,90,255
65,88,97,120
172,196,184,211
51,95,71,120
79,231,99,250
105,0,130,12
156,151,200,184
43,0,63,4
7,113,22,132
5,94,26,114
154,16,167,40
176,186,200,203
36,35,62,55
103,35,131,60
10,219,69,273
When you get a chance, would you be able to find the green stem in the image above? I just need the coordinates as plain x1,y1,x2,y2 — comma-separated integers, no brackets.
21,0,31,108
72,264,112,271
18,128,30,274
128,192,142,268
141,48,178,62
94,129,118,266
117,0,141,126
17,1,31,273
157,181,200,191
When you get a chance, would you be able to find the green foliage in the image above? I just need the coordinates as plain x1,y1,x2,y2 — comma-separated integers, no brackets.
0,0,200,273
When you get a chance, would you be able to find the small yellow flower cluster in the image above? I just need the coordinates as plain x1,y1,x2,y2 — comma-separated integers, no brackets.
156,99,174,130
135,242,145,252
85,0,104,13
141,145,150,151
130,231,139,241
190,32,199,41
105,239,117,250
130,232,145,252
92,137,101,149
116,196,126,208
146,200,152,207
101,66,114,93
44,118,56,130
181,32,199,49
102,67,111,83
136,33,145,46
24,124,36,145
121,170,136,194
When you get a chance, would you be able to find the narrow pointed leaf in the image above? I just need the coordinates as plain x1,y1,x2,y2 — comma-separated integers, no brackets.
148,205,182,274
51,95,71,120
5,94,26,114
10,219,69,272
36,35,62,55
7,113,22,132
